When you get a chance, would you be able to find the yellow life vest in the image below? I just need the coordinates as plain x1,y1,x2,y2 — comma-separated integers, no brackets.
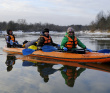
65,35,77,49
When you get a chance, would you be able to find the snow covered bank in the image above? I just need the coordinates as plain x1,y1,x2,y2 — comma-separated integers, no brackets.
82,30,110,35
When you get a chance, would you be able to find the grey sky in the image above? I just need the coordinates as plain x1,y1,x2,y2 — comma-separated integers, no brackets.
0,0,110,26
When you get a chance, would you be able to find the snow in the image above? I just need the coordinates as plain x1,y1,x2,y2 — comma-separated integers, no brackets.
1,30,110,41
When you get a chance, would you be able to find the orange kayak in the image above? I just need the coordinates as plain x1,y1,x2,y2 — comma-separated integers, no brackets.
3,46,110,63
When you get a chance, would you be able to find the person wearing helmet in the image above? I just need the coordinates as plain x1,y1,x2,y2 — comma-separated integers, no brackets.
37,28,60,50
5,29,22,48
60,27,92,52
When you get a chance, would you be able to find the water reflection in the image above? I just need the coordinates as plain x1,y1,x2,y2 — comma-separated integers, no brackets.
59,65,86,87
5,54,16,72
22,61,58,83
36,63,58,83
96,40,110,50
22,59,86,87
4,54,110,90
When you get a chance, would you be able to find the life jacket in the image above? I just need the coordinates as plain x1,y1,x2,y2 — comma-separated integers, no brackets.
66,69,77,80
40,36,51,45
22,44,26,48
7,35,15,42
65,35,77,49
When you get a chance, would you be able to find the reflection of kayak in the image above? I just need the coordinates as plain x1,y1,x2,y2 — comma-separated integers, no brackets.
17,56,110,73
3,46,110,63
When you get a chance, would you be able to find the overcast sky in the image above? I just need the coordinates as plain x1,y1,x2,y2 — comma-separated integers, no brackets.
0,0,110,26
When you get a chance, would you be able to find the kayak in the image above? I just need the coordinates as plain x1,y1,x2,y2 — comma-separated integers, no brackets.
3,46,110,63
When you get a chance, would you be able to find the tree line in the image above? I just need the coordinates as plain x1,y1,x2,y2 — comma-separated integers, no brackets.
90,11,110,32
1,11,109,32
0,19,90,32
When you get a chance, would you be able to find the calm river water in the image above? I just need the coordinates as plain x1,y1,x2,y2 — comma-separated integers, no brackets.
0,32,110,93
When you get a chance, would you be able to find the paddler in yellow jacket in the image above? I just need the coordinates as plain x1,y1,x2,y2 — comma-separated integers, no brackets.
60,27,92,52
37,28,60,50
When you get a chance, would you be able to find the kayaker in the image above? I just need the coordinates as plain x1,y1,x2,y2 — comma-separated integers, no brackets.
5,29,22,48
60,27,92,52
37,28,60,50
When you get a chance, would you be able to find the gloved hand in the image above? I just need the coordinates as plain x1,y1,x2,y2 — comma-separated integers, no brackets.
15,41,19,44
63,47,68,51
86,48,92,52
63,68,67,72
57,44,60,47
10,40,13,45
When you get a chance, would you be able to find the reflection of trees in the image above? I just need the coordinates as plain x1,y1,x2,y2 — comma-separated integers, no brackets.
96,40,110,50
5,54,16,72
59,65,86,87
89,39,110,50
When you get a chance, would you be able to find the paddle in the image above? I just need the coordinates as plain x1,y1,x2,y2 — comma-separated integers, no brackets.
41,45,58,52
97,49,110,53
22,48,35,55
22,45,57,55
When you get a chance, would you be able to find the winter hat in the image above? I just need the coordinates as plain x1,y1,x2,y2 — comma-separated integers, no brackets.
7,29,12,35
43,28,49,33
67,27,75,33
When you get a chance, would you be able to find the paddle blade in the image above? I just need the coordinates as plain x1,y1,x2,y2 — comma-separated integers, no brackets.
22,49,35,55
98,49,110,53
41,45,57,52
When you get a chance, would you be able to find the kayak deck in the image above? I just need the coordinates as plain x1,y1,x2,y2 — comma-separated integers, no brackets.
3,47,110,63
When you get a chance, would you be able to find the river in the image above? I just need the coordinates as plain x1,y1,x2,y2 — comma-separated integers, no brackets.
0,31,110,93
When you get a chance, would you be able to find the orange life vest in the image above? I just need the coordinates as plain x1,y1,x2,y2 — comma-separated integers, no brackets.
41,36,51,45
22,44,25,48
65,35,77,49
8,35,15,42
